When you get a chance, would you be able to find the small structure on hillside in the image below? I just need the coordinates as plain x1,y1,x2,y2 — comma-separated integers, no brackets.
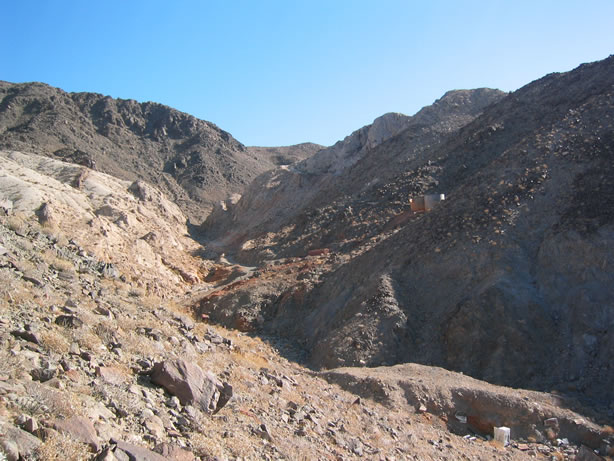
410,193,446,212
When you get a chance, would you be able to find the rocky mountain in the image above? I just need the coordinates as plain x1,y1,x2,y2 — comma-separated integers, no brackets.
0,81,321,221
2,56,614,460
199,56,614,409
202,88,506,260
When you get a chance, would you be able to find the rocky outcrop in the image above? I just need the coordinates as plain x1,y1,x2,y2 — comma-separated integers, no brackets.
321,364,612,449
0,150,206,296
151,359,232,413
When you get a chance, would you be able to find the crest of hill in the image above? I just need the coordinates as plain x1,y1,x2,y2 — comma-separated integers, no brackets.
0,81,321,222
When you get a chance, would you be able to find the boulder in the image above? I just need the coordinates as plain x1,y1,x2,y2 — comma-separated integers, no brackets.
114,441,167,461
150,359,232,413
0,423,42,460
52,416,100,451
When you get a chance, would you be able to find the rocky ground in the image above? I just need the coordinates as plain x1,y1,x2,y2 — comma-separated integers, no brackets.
1,204,612,460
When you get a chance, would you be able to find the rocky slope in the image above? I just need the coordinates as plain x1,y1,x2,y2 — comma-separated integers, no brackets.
4,154,608,460
0,81,321,221
201,88,505,262
199,56,614,410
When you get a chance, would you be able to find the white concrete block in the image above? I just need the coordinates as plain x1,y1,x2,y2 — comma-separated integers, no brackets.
494,426,510,446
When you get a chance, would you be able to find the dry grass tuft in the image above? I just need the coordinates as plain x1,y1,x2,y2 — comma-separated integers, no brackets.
39,330,70,354
6,213,29,235
35,430,90,461
49,257,74,272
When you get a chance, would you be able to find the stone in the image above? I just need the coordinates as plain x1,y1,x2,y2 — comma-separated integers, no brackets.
96,366,129,385
575,445,604,461
0,423,42,460
144,415,165,440
256,423,273,442
54,314,83,328
154,442,196,461
10,329,41,345
52,416,101,451
151,359,232,413
24,417,39,434
0,439,19,461
114,441,167,461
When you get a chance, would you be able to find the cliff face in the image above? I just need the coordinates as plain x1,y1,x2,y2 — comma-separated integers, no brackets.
199,56,614,404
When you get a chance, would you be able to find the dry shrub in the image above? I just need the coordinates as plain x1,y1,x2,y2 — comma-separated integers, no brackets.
50,257,74,272
21,383,79,419
6,213,28,235
40,224,69,246
230,348,271,370
39,330,70,354
35,430,90,461
188,431,225,459
75,329,103,352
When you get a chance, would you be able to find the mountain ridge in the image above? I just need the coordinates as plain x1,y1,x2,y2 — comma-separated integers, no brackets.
0,80,322,221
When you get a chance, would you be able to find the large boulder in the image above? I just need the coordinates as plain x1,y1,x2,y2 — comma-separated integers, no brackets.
150,359,232,413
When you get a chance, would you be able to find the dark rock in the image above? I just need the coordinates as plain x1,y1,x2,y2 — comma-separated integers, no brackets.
576,445,605,461
11,329,41,345
54,314,83,328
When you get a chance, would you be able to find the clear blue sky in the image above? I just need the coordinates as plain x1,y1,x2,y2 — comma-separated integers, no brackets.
1,1,613,147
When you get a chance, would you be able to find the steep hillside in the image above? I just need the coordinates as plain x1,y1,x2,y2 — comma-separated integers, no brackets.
0,82,320,221
202,88,505,261
4,151,603,460
198,56,614,408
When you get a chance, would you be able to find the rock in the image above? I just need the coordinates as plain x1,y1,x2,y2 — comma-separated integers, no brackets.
96,366,130,385
54,314,83,328
255,423,273,442
576,445,605,461
154,442,196,461
0,439,19,461
0,423,42,460
576,445,603,461
10,329,41,345
31,360,58,382
52,416,101,451
24,417,39,434
114,440,167,461
150,359,232,413
166,396,181,409
35,202,55,226
144,414,165,440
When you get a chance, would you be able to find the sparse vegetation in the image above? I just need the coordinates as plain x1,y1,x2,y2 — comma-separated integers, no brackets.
34,431,90,461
